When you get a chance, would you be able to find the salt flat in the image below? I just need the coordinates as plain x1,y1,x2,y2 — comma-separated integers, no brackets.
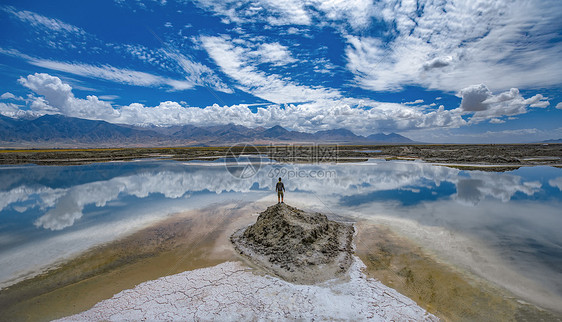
58,257,437,321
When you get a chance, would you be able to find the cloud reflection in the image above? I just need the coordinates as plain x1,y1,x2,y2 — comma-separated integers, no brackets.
0,161,547,231
549,177,562,191
454,172,541,206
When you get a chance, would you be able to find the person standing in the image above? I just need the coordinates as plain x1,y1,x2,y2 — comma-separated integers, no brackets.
276,177,285,203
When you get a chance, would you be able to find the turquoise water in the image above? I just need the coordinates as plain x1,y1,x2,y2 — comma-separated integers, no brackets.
0,159,561,309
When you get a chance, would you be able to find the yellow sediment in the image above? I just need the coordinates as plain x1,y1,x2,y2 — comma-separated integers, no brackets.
0,202,261,322
355,221,560,321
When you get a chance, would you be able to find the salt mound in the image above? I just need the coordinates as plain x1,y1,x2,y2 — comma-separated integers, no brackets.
231,203,354,283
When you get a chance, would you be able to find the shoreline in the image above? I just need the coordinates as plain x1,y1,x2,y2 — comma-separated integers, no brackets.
1,144,561,169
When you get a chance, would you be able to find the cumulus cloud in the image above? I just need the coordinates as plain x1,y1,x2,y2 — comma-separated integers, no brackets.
459,84,493,112
19,73,118,120
457,84,550,123
0,102,34,118
9,72,465,134
556,103,562,109
114,97,465,133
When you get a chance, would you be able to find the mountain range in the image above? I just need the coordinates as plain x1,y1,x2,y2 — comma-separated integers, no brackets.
0,114,416,147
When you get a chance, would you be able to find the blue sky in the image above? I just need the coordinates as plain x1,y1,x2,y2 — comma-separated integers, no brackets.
0,0,561,143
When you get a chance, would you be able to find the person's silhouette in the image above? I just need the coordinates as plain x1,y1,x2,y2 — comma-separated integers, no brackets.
275,177,285,203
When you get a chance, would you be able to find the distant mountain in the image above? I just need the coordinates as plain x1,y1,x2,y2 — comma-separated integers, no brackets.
0,114,166,146
541,138,562,144
263,125,311,141
0,115,417,147
315,128,360,141
170,124,212,140
366,132,415,143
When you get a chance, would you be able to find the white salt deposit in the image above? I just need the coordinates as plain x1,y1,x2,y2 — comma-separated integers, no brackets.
58,256,437,321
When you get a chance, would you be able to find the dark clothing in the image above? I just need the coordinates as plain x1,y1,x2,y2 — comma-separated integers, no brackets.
276,182,285,192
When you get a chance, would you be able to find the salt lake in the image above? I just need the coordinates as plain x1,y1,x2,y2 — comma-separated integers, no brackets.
1,158,561,318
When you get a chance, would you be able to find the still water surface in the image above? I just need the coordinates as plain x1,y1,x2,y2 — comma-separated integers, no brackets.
1,159,561,310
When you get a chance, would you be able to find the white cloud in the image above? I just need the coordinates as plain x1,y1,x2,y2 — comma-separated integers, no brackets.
10,73,465,134
549,177,562,191
526,94,550,108
404,99,424,105
19,73,118,120
344,0,562,92
162,50,233,93
254,42,297,66
200,35,340,103
0,48,200,91
28,59,196,91
193,0,377,29
489,118,505,124
1,39,230,93
423,56,453,70
457,84,550,123
1,92,16,100
472,128,540,138
1,5,85,36
312,0,376,29
556,103,562,109
112,97,466,133
286,27,303,34
117,44,232,93
459,84,493,112
193,0,311,26
98,95,120,101
0,102,37,118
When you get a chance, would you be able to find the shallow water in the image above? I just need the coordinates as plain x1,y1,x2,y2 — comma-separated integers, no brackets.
1,159,561,313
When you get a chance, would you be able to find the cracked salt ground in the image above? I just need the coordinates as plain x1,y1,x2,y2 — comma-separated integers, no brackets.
57,257,437,321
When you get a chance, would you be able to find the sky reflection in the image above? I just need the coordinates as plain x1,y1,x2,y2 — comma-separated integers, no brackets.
0,160,561,306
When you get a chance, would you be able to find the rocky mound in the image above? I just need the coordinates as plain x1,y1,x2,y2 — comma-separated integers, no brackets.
231,203,354,284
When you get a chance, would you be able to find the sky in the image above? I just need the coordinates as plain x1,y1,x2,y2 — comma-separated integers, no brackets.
0,0,561,143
